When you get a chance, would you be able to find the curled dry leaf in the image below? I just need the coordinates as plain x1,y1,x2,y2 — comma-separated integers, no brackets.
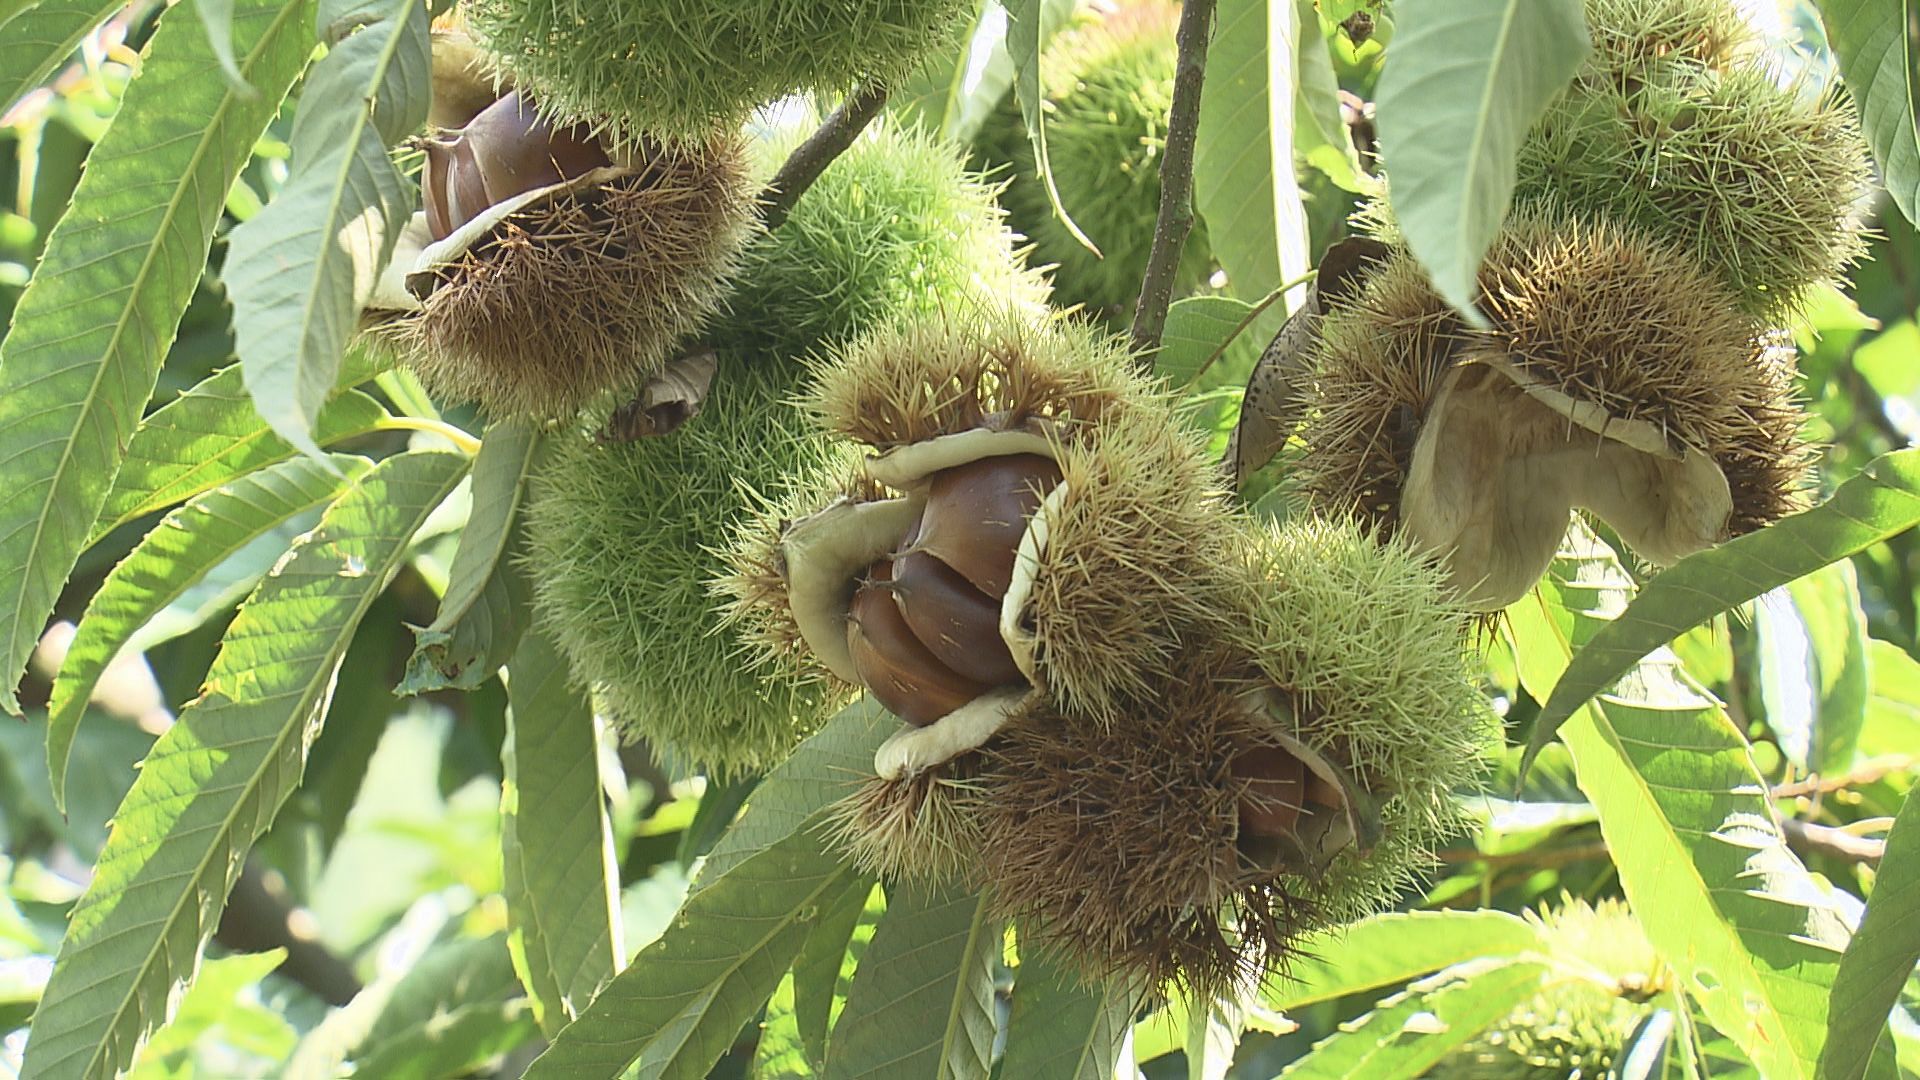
1228,236,1390,485
595,350,720,442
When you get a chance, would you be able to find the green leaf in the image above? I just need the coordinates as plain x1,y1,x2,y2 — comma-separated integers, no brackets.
398,556,528,693
1156,295,1264,391
1007,0,1098,256
1293,0,1363,191
675,773,759,867
1184,994,1244,1080
1263,910,1546,1010
697,699,894,884
1194,0,1309,324
294,929,527,1075
349,934,536,1080
419,420,536,637
824,882,999,1080
0,0,317,715
1372,0,1590,322
124,950,291,1079
1818,788,1920,1080
1862,640,1920,759
511,700,886,1075
225,0,429,458
891,0,1038,146
794,879,875,1068
0,707,153,862
94,363,392,541
519,830,861,1079
1278,958,1550,1078
191,0,249,91
1000,950,1131,1080
1527,449,1920,773
754,969,818,1080
1510,527,1858,1080
0,0,123,115
354,1000,538,1080
503,627,623,1035
400,420,539,694
0,0,43,34
47,453,371,811
19,450,468,1080
1752,562,1869,774
1817,0,1920,227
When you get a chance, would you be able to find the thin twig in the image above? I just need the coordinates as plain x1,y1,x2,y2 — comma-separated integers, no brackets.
601,83,888,443
1782,818,1886,865
1771,755,1916,800
760,80,890,233
1129,0,1216,362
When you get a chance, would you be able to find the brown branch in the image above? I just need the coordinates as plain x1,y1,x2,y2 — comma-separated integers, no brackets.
1436,839,1611,870
600,82,889,444
1129,0,1216,362
1771,755,1916,801
217,858,362,1006
759,80,890,233
1782,818,1886,865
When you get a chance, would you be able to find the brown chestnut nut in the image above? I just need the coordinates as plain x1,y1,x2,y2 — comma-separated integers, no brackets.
421,90,612,241
848,560,995,727
1233,743,1307,840
890,549,1024,686
912,453,1064,598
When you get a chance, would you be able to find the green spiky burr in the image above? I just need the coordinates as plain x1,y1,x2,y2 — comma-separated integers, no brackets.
974,0,1213,318
468,0,976,143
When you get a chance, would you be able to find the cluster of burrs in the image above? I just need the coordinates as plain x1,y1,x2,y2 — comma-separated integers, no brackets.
719,307,1493,994
1236,0,1873,610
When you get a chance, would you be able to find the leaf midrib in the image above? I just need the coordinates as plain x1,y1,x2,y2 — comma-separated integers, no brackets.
58,459,461,1080
936,894,992,1080
504,682,610,1024
1901,0,1918,195
1456,0,1523,266
1068,982,1123,1080
1341,959,1544,1074
49,455,364,807
2,0,311,682
635,862,849,1079
278,0,417,393
99,391,386,540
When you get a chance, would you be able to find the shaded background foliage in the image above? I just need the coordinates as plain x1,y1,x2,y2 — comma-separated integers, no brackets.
0,0,1915,1078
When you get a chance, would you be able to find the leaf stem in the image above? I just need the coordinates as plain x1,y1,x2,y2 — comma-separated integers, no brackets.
1182,265,1317,389
375,416,482,455
1129,0,1217,363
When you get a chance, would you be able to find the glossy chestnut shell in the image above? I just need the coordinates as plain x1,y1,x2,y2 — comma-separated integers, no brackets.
845,451,1063,726
421,90,612,241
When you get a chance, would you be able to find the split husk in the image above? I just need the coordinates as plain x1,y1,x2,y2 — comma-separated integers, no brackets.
522,117,1044,773
1295,210,1808,609
366,120,756,422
